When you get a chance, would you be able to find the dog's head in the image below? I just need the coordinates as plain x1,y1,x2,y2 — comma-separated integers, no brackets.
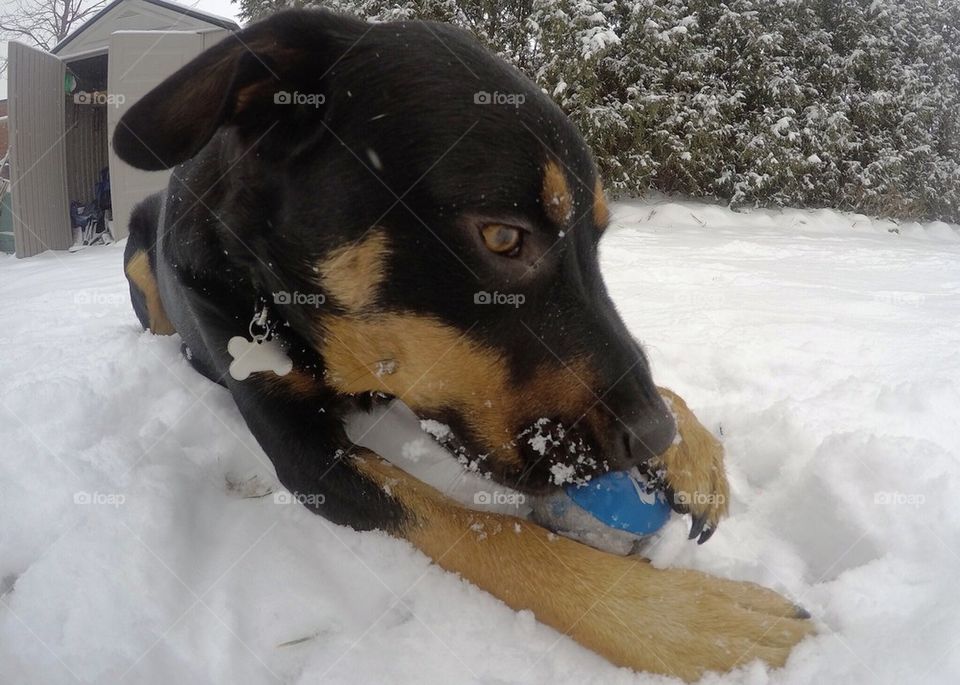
115,9,676,493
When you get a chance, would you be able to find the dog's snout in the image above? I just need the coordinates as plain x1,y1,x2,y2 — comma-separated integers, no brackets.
605,381,677,467
598,346,677,467
623,410,676,464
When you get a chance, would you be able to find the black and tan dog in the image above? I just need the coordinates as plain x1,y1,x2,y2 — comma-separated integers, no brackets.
116,9,812,680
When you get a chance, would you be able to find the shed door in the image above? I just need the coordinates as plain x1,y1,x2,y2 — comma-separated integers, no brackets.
7,42,71,258
107,31,223,241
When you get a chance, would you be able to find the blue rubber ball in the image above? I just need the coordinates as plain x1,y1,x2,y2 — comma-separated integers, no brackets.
566,470,671,535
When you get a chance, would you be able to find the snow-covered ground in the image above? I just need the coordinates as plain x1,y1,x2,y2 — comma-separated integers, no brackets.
1,198,959,684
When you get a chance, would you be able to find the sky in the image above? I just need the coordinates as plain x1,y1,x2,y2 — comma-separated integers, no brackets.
0,0,244,99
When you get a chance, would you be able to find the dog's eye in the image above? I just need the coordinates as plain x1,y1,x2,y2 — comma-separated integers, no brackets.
480,224,522,257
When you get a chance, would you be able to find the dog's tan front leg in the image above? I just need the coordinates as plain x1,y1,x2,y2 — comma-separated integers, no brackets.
655,387,730,542
355,453,812,682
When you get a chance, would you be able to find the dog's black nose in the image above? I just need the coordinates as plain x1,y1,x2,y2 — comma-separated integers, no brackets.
617,410,677,466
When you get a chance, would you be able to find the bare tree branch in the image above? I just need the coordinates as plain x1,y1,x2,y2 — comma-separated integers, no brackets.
0,0,108,51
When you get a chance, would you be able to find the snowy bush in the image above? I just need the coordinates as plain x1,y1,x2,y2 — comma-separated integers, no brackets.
238,0,960,223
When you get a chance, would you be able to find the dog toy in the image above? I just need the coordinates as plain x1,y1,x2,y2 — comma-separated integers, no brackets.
348,401,673,554
530,468,672,555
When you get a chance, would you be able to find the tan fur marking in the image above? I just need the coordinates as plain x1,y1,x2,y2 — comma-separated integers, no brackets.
315,230,389,312
593,178,610,229
354,452,813,681
541,160,573,225
255,369,321,398
125,250,175,335
316,314,594,469
655,387,730,528
234,81,269,113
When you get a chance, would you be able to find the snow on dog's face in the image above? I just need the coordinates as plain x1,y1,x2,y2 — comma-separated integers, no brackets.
113,9,676,493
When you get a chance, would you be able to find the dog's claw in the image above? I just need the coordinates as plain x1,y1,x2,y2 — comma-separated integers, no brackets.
697,526,716,545
689,514,707,541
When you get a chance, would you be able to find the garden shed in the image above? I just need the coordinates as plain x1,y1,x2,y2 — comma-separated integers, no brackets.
5,0,239,257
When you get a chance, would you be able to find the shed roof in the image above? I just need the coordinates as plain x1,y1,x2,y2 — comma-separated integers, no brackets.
53,0,240,58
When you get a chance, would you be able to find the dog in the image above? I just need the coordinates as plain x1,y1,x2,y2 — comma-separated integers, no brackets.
115,9,812,680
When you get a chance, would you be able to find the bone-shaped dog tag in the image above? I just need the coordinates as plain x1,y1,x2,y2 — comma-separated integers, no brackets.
227,335,293,381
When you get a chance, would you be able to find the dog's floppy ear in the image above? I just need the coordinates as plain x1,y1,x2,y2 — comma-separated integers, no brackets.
113,10,364,171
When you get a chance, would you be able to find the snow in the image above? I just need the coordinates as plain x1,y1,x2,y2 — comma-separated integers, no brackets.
2,197,960,683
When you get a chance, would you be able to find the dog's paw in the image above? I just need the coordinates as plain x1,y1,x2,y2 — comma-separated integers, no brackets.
577,561,814,681
653,388,729,543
